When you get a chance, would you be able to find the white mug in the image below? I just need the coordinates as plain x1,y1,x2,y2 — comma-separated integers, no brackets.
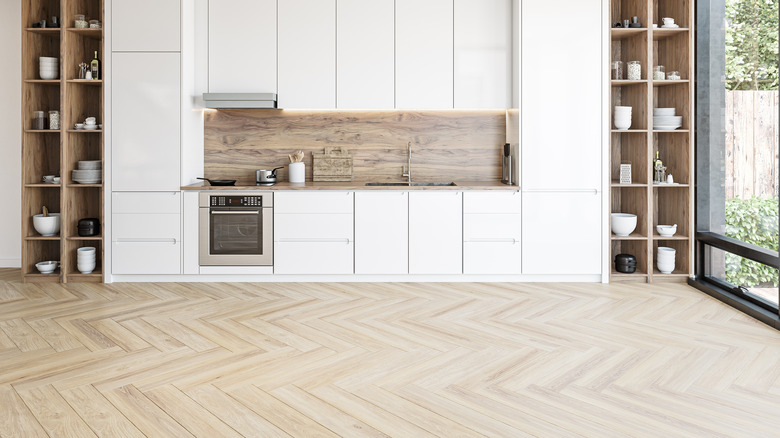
662,17,674,24
42,175,55,183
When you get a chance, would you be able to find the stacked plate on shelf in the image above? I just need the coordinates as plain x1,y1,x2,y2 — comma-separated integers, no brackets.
72,160,102,184
653,108,683,130
39,57,59,80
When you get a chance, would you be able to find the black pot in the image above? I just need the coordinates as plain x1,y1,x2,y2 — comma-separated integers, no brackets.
615,253,637,274
78,218,100,237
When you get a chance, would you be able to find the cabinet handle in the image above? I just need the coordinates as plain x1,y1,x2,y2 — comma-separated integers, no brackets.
277,238,351,244
522,188,599,194
211,210,261,215
115,238,177,244
464,238,519,244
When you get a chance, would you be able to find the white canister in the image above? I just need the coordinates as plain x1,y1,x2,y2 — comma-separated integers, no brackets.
289,162,305,183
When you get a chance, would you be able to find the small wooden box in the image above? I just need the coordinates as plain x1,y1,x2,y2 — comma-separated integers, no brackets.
313,147,353,182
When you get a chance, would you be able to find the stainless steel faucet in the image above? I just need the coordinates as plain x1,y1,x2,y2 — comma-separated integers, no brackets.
402,142,412,183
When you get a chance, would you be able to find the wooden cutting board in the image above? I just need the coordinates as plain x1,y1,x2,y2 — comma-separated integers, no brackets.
313,147,353,181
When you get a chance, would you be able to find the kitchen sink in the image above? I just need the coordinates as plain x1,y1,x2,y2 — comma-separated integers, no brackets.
365,182,457,187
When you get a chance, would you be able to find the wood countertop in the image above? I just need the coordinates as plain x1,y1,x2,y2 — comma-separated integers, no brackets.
182,181,519,191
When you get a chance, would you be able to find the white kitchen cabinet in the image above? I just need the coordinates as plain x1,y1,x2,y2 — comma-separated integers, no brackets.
409,192,462,274
208,0,276,93
112,0,181,52
337,0,395,109
395,0,453,109
182,191,199,275
278,0,336,109
454,0,512,108
520,0,602,190
463,191,521,274
355,192,408,274
521,191,601,275
112,53,180,191
274,192,353,274
112,192,181,275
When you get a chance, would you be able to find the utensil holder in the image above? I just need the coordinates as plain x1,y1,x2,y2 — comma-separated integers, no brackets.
289,162,305,183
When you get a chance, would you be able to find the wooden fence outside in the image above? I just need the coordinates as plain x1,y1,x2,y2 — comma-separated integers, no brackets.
725,90,779,199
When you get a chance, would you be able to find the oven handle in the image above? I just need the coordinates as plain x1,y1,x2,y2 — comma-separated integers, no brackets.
211,210,261,215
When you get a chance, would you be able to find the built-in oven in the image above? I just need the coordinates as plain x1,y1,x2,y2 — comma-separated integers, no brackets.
199,192,273,266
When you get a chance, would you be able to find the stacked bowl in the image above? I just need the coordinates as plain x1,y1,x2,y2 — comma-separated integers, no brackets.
653,108,682,130
657,246,676,274
77,247,96,274
614,106,632,130
73,160,102,184
39,57,59,80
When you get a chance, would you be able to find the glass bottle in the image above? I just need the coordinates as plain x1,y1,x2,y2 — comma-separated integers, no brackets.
90,51,101,80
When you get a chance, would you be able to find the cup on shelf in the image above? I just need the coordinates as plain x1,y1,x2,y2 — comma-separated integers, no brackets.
614,106,632,130
42,175,55,183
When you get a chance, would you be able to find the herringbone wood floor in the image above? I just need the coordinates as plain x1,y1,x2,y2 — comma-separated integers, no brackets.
2,269,780,437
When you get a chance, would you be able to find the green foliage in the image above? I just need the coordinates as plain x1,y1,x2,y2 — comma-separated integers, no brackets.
724,196,779,287
725,0,779,90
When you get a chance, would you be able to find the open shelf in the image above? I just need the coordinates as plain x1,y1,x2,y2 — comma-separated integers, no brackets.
611,239,649,282
652,28,690,40
22,0,104,284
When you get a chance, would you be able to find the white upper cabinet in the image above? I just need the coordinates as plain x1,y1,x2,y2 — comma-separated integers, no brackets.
112,53,181,191
409,192,462,274
208,0,276,93
521,0,602,190
278,0,336,109
112,0,181,52
454,0,512,108
395,0,454,109
337,0,395,109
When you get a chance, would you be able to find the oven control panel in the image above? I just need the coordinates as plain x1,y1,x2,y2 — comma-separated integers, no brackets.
210,196,264,207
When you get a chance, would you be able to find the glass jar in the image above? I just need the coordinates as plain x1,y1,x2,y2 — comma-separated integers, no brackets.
627,60,641,80
611,61,624,80
668,70,681,80
74,14,88,28
89,20,101,29
653,65,665,80
32,111,46,130
48,110,60,130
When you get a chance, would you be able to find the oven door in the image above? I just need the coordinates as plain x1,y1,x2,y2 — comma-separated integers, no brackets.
199,206,273,265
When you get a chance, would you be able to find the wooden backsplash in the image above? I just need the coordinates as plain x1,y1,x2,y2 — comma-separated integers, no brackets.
204,110,506,184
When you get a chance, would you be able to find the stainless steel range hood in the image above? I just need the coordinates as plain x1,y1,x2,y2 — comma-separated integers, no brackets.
202,93,278,109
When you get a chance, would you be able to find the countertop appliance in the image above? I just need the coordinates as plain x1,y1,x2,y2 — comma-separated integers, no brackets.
199,192,273,266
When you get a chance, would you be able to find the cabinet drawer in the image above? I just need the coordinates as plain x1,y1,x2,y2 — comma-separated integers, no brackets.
464,214,521,241
274,192,353,214
113,192,181,214
112,240,181,274
463,191,521,214
464,241,521,275
274,214,353,240
274,241,354,274
113,214,180,240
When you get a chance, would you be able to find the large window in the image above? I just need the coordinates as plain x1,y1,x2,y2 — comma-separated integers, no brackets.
696,0,780,318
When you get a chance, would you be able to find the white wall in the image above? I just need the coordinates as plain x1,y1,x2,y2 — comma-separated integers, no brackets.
0,1,21,267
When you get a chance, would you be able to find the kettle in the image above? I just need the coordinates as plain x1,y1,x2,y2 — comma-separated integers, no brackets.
257,167,284,185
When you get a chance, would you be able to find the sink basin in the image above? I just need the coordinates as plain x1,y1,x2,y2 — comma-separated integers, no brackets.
365,182,457,187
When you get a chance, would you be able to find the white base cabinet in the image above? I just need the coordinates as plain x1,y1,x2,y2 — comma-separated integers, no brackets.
463,191,521,274
355,192,409,274
521,191,601,275
112,192,181,275
274,192,354,274
409,191,462,274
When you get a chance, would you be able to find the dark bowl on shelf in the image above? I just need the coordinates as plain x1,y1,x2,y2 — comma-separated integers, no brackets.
615,253,637,273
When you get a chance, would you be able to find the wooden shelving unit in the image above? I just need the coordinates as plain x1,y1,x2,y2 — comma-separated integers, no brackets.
21,0,104,283
609,0,694,283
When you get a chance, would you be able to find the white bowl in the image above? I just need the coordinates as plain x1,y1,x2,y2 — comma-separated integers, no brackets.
78,160,102,169
614,119,632,130
33,213,60,236
611,213,637,236
36,261,59,274
77,246,96,254
657,224,677,236
75,123,84,130
39,71,58,80
77,254,96,260
653,108,676,116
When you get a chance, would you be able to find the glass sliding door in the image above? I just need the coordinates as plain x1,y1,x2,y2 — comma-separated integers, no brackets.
695,0,780,319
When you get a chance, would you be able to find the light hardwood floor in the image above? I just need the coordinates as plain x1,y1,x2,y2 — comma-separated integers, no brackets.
2,269,780,437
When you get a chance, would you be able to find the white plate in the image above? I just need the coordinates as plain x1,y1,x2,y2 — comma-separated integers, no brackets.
654,125,682,130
